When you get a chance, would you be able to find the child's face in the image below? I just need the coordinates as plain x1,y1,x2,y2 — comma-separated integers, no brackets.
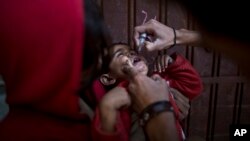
108,44,148,79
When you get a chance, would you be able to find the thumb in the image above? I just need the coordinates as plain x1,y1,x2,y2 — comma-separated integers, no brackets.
144,41,155,51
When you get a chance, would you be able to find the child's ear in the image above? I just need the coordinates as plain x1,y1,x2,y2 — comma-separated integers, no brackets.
100,74,116,86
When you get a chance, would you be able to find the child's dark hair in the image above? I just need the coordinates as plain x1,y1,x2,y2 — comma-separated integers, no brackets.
81,0,112,92
101,42,130,74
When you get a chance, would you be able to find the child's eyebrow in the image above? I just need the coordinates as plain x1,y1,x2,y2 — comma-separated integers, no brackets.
111,48,124,58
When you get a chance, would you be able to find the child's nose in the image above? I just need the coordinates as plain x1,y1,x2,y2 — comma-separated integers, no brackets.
121,56,130,62
121,56,133,66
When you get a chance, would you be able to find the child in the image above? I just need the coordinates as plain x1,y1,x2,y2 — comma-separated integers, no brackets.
91,43,203,141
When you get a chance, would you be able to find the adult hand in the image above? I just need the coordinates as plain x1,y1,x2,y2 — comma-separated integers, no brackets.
127,74,179,141
99,86,131,132
170,88,190,121
128,74,170,113
134,19,201,52
134,19,175,51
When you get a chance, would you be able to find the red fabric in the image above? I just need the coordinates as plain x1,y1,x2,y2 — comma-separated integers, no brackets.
91,80,130,141
0,0,99,141
91,53,203,141
159,53,203,100
92,108,130,141
157,53,203,140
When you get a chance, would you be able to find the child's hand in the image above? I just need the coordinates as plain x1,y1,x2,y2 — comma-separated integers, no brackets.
153,54,173,73
99,86,131,132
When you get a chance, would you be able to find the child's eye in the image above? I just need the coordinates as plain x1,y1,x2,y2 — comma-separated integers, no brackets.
117,52,125,57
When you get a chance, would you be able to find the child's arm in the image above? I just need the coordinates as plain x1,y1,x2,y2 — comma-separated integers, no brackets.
156,53,203,100
90,80,131,141
98,86,131,133
91,108,130,141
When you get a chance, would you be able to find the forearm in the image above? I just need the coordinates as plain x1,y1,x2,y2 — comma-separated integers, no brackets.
176,29,202,46
99,103,117,132
145,112,179,141
92,108,129,141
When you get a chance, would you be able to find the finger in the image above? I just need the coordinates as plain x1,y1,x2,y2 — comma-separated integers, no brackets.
157,56,162,73
153,62,157,72
151,74,162,82
144,41,155,51
147,34,154,42
163,54,167,69
161,54,165,72
145,39,166,51
134,25,155,47
158,51,164,72
133,29,140,48
164,55,169,69
144,19,159,26
163,50,167,68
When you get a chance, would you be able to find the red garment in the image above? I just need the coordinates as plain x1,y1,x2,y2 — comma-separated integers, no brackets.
91,53,203,141
90,79,131,141
0,0,107,141
159,53,203,100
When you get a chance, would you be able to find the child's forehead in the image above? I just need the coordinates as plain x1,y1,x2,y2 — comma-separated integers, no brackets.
110,44,131,53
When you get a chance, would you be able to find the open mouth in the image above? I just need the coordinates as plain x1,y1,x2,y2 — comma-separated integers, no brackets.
132,57,141,65
121,56,144,75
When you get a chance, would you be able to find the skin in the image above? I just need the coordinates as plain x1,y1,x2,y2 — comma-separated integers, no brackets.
131,17,250,141
128,19,202,141
108,44,148,79
99,44,149,132
134,19,201,52
99,19,200,140
99,44,190,135
128,74,179,141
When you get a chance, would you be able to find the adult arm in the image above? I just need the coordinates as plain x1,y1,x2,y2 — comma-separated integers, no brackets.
127,74,179,141
134,19,201,51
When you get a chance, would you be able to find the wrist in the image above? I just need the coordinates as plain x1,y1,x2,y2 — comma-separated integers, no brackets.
138,100,174,127
176,29,201,45
172,28,176,47
175,29,183,45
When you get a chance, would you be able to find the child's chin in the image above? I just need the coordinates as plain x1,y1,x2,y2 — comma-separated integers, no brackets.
137,68,148,75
